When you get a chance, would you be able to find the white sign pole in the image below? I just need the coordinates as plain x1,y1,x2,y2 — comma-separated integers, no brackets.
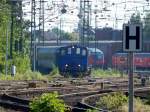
128,52,134,112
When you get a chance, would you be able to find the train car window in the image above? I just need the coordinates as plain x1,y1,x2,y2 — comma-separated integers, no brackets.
97,54,102,59
88,50,91,55
76,48,80,54
61,49,65,55
68,48,71,54
82,49,86,56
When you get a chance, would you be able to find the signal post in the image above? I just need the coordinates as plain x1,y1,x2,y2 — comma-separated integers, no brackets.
123,24,142,112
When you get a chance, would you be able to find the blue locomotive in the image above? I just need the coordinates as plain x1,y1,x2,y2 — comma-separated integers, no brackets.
35,45,104,76
57,45,105,77
57,45,91,77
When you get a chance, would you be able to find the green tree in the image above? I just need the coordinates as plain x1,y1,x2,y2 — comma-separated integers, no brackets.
143,13,150,40
0,0,11,73
129,12,142,24
30,92,67,112
128,12,150,40
0,1,31,74
52,27,79,40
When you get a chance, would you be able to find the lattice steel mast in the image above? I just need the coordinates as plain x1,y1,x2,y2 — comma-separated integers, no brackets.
79,0,91,46
39,0,45,45
31,0,36,71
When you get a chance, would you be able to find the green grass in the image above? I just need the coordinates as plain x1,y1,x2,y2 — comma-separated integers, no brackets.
96,92,128,110
0,70,47,81
118,98,150,112
0,67,61,81
0,68,125,80
91,68,124,78
96,92,150,112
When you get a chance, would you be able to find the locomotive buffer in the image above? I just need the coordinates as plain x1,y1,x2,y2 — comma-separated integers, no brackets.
123,24,142,112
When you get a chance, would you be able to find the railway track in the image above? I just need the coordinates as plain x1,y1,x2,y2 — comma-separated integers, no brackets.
0,94,30,112
0,90,112,112
1,87,150,112
0,77,149,112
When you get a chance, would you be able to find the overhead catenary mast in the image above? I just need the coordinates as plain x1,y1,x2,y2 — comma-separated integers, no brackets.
31,0,36,71
78,0,92,47
39,0,45,45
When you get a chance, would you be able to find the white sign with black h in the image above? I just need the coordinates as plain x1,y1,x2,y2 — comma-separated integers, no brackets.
123,24,142,52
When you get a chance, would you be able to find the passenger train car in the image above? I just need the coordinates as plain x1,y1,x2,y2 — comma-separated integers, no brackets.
112,53,150,72
36,46,60,74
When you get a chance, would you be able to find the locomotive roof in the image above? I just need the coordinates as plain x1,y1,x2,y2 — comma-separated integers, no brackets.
59,45,87,49
88,48,103,54
114,52,150,56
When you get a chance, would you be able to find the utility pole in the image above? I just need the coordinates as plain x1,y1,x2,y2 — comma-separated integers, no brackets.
59,18,62,44
94,10,98,67
5,22,9,75
39,0,45,46
10,1,15,59
31,0,36,71
42,0,45,46
39,0,42,43
18,1,23,53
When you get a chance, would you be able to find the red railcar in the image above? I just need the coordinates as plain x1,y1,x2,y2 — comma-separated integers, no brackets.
88,48,104,68
112,53,150,71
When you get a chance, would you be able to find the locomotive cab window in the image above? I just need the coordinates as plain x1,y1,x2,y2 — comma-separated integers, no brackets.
68,48,71,54
82,49,86,56
61,49,65,55
76,48,80,54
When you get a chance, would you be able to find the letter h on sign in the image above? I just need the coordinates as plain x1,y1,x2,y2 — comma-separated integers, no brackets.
123,24,142,52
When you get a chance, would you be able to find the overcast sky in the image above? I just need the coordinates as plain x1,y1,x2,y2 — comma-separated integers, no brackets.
23,0,150,32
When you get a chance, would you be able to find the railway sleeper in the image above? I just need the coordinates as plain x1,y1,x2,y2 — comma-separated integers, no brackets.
75,102,107,112
1,94,30,105
0,100,29,112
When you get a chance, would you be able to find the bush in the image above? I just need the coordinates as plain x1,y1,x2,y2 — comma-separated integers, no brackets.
29,92,67,112
1,54,31,74
12,54,31,74
49,67,59,76
96,92,128,110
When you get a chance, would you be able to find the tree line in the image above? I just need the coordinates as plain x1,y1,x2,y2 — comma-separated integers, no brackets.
0,0,30,74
